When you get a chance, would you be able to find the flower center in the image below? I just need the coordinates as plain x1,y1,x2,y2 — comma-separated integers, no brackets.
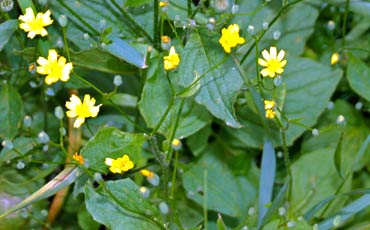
267,59,282,72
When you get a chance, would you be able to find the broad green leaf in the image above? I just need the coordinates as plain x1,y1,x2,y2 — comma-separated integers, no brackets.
258,140,276,227
110,93,138,108
0,167,80,219
0,84,24,140
103,35,146,69
261,183,288,226
0,20,18,52
216,214,227,230
84,179,162,230
178,30,243,128
139,58,211,138
291,148,344,213
77,205,100,230
71,48,138,74
347,53,370,101
221,56,342,148
0,137,37,164
182,143,256,217
80,127,147,174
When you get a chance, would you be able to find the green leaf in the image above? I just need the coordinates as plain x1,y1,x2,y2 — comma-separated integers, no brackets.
71,48,138,74
139,58,211,138
80,127,147,174
0,167,80,219
77,205,100,230
347,53,370,101
221,56,342,148
17,0,36,13
125,0,151,7
103,35,146,69
216,214,228,230
182,143,256,217
258,140,276,227
334,133,345,179
0,20,18,52
178,30,243,128
84,179,162,230
0,84,24,140
0,137,37,164
261,183,288,226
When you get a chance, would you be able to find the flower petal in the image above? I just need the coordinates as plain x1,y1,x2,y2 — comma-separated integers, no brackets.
277,50,286,61
270,47,277,59
262,50,270,61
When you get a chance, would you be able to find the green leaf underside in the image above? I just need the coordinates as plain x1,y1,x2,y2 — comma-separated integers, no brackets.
0,84,24,140
80,127,147,174
84,179,161,230
178,30,243,128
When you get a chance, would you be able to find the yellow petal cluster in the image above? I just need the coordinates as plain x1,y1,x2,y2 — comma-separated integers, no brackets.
72,153,84,164
258,47,287,78
330,52,339,65
65,94,101,128
105,155,134,174
219,24,245,53
140,169,155,179
163,46,180,71
36,49,73,85
19,7,53,39
264,100,276,119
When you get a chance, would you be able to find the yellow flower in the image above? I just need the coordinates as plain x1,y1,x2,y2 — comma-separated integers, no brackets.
219,24,245,53
65,94,101,128
140,169,155,179
163,46,180,71
171,138,182,150
264,100,276,119
72,153,84,164
258,47,287,78
18,7,53,39
159,1,169,7
105,154,134,174
161,35,171,44
330,52,339,65
36,49,73,85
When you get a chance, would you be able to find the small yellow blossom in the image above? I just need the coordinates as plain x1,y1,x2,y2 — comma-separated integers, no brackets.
72,153,84,164
171,138,182,150
219,24,245,53
264,100,276,119
36,49,73,85
330,52,339,65
159,1,169,7
161,35,171,43
65,94,101,128
141,169,155,179
258,47,287,78
163,46,180,71
18,7,53,39
105,154,134,174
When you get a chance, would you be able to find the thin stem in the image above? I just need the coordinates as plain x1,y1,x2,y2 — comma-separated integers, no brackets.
154,0,160,50
240,0,303,64
203,169,208,229
166,98,185,162
342,0,350,49
280,128,293,209
187,0,192,18
61,27,71,62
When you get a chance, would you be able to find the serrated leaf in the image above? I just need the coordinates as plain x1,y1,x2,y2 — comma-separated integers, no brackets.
0,84,24,140
80,127,147,174
0,20,18,52
84,179,162,230
347,53,370,101
178,30,243,128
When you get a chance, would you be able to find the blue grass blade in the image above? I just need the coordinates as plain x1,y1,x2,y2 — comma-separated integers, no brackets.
318,194,370,229
258,139,276,228
0,166,81,219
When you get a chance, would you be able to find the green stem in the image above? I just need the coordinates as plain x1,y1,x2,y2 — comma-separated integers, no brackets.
187,0,192,18
154,0,160,50
61,27,71,62
342,0,350,49
203,169,208,229
280,128,293,209
166,98,185,162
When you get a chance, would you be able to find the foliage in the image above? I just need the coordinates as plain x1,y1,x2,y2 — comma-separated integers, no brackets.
0,0,369,229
